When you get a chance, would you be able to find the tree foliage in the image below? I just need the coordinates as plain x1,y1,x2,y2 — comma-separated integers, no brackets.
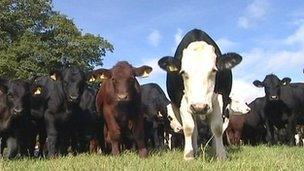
0,0,113,79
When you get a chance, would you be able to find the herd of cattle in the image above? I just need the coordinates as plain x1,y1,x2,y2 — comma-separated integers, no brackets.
0,28,304,161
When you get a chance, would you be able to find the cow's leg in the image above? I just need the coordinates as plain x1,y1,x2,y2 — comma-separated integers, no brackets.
132,114,148,158
265,119,275,145
180,101,195,160
226,129,233,145
89,138,99,153
208,95,226,160
192,117,198,155
286,113,296,146
38,125,47,157
27,132,36,157
17,133,28,157
0,136,7,157
152,122,160,148
45,113,58,158
235,131,242,146
110,139,120,156
6,137,18,159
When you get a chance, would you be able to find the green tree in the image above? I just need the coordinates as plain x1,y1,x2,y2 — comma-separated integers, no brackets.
0,0,113,79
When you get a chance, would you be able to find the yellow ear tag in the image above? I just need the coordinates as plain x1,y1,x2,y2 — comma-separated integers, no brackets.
142,71,150,78
89,77,95,82
50,74,56,81
100,74,106,80
34,87,42,95
168,66,178,72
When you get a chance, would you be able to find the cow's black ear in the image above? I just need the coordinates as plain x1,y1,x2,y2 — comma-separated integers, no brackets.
49,69,62,81
134,65,153,78
0,78,8,93
216,53,242,71
253,80,264,87
88,69,111,82
282,77,291,85
158,56,181,73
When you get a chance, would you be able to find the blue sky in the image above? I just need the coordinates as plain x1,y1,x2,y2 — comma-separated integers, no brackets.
53,0,304,102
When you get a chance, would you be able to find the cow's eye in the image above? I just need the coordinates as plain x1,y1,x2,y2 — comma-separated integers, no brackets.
183,73,189,79
180,71,189,79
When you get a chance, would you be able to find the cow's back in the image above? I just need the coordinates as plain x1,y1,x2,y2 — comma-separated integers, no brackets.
141,83,170,114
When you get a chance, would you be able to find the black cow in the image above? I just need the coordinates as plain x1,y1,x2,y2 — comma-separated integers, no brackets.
33,65,97,157
242,97,267,145
34,74,70,157
76,86,104,153
0,79,36,159
30,75,51,157
30,65,101,157
59,66,104,154
253,74,304,145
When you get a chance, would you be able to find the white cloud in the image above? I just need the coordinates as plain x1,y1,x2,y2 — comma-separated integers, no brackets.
238,17,250,29
174,28,183,46
140,57,163,77
147,30,161,47
266,50,304,72
286,23,304,48
216,38,237,53
238,0,270,29
138,57,168,97
231,79,265,103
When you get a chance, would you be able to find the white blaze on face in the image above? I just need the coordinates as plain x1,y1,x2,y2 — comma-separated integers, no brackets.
181,41,217,113
228,98,250,115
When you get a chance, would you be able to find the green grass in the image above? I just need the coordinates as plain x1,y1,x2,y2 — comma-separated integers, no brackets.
1,145,303,171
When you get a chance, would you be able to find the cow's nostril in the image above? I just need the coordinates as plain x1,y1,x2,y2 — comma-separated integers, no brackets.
190,104,197,111
270,96,278,100
167,116,173,121
70,95,78,100
13,108,22,114
204,105,210,111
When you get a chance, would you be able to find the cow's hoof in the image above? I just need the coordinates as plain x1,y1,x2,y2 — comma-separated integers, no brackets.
217,154,227,160
184,150,194,161
139,148,148,158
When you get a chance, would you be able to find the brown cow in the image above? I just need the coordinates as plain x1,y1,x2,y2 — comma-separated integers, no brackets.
90,61,152,157
224,98,250,146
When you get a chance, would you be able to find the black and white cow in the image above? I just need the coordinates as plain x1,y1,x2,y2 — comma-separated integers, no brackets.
158,29,242,160
253,74,304,145
140,83,182,149
242,97,267,145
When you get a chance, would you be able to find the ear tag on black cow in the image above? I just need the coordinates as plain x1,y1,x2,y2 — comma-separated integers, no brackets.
100,74,106,80
168,65,178,72
50,74,57,81
89,77,96,82
34,87,42,95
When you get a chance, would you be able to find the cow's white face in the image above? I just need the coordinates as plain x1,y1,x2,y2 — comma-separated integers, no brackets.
158,41,242,115
180,41,217,114
228,98,250,114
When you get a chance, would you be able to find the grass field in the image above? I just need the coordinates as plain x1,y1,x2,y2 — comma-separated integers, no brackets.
0,145,303,171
